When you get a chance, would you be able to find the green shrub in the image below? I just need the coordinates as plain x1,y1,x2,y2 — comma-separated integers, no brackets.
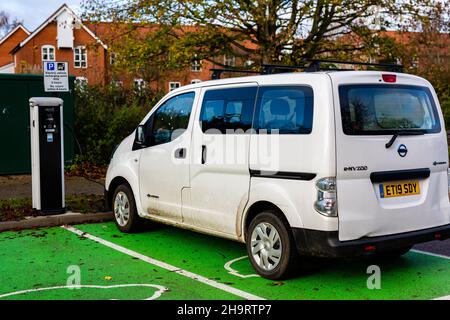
74,85,163,165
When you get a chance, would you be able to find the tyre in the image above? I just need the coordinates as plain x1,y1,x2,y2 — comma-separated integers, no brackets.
374,245,412,260
112,183,145,233
246,210,300,280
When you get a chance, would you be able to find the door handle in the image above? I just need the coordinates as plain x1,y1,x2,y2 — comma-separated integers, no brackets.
201,145,207,164
174,147,186,159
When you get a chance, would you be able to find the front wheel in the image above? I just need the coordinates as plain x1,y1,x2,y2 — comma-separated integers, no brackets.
246,211,300,280
112,183,145,233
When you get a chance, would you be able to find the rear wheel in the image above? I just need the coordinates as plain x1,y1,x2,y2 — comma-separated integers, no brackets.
112,183,145,233
246,211,300,280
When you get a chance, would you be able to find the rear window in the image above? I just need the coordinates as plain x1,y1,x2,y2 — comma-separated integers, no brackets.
339,85,441,135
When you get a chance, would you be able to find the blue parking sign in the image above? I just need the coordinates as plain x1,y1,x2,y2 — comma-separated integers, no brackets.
47,62,55,71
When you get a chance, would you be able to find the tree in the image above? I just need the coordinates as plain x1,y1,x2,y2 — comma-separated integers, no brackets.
82,0,444,71
0,11,21,37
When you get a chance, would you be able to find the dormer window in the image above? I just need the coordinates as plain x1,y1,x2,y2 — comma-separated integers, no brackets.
42,45,55,61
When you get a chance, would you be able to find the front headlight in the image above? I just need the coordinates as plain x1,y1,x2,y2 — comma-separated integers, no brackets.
314,177,337,217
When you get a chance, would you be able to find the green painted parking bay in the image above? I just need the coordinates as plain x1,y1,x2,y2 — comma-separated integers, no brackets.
0,227,240,300
0,222,449,300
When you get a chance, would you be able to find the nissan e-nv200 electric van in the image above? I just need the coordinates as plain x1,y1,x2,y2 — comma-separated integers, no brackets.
105,65,450,279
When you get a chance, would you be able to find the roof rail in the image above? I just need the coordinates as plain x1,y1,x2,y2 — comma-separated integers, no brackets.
261,64,308,74
305,59,404,73
210,68,260,80
209,59,404,79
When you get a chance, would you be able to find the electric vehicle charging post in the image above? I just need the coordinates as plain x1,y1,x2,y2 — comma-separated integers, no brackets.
30,97,65,214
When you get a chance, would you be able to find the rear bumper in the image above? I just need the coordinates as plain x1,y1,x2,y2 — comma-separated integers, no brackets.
292,224,450,258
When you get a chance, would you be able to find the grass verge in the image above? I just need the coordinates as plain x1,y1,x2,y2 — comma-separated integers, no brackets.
0,194,107,222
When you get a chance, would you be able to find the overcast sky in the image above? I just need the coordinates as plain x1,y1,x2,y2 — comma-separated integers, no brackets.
1,0,82,31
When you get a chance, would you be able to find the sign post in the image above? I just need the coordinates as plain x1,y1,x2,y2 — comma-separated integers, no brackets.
43,61,69,92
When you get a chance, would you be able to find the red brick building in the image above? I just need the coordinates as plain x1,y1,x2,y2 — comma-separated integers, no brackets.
0,4,253,92
0,24,30,73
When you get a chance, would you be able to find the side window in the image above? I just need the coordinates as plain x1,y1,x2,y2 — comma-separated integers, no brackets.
200,87,257,133
147,92,195,146
255,86,313,134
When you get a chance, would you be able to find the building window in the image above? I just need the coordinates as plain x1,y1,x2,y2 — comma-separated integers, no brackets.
111,80,123,88
191,54,202,72
224,54,236,67
244,59,254,67
75,77,88,89
410,57,419,68
134,78,146,90
74,46,87,68
169,82,181,91
42,45,55,61
191,79,202,84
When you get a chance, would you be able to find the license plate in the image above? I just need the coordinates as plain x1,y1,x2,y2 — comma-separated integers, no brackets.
379,181,420,198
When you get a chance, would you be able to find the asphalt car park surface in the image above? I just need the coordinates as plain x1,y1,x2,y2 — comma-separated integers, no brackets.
0,222,449,300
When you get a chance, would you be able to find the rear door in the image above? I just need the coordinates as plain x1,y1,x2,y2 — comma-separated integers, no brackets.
332,72,450,241
187,83,258,236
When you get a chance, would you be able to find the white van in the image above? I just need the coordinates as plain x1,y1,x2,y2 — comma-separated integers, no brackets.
105,67,450,279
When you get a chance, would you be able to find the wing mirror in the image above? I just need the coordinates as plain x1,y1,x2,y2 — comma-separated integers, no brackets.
133,125,147,150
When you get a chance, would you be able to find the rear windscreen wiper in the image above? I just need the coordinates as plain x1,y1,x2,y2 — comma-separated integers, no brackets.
385,130,425,148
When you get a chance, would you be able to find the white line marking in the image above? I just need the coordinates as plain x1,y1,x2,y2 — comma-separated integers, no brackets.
411,249,450,260
434,295,450,300
62,225,264,300
224,256,260,278
0,284,167,300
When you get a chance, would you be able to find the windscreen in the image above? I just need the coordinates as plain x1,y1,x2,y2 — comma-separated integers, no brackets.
339,85,441,135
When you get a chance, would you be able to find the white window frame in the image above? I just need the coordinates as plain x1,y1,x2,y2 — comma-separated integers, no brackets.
74,46,87,68
110,52,116,65
224,54,236,67
41,45,55,62
134,78,146,90
191,54,202,72
75,76,88,89
111,80,123,88
191,79,202,84
169,82,181,91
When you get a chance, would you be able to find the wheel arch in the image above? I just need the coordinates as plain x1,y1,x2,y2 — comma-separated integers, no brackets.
239,181,304,241
106,176,130,210
242,201,292,242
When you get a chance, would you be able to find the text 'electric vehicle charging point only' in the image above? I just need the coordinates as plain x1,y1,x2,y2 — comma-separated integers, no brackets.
30,97,65,215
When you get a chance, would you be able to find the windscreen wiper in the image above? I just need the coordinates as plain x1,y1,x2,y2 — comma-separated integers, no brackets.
385,130,425,148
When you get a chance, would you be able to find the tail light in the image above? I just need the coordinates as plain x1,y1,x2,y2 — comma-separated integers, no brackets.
314,177,338,217
382,74,396,83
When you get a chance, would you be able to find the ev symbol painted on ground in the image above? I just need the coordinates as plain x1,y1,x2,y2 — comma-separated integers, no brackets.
0,284,168,300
